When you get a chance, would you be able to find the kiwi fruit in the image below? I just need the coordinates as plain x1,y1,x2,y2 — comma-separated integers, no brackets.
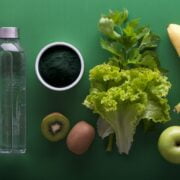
41,112,70,142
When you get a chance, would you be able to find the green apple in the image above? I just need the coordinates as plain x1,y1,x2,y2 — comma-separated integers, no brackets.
158,126,180,164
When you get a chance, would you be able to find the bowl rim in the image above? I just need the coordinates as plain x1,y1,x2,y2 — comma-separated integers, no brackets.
35,42,84,91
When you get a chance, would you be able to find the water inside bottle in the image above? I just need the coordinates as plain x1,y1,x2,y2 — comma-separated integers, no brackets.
0,50,26,153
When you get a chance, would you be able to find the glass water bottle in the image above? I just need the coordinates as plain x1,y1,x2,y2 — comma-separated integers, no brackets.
0,27,26,153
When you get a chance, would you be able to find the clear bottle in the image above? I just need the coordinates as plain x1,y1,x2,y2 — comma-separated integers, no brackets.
0,27,26,153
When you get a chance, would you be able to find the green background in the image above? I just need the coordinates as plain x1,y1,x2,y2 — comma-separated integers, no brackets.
0,0,180,179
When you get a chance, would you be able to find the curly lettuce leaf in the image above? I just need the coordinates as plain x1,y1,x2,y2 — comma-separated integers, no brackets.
97,118,113,139
84,64,171,154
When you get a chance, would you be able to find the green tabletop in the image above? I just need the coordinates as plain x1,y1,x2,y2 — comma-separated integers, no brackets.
0,0,180,179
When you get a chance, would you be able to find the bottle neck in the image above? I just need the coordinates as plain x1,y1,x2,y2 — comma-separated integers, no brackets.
0,38,19,44
0,38,22,52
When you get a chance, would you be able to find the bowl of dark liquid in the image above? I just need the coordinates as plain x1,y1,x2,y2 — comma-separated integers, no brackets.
35,42,84,91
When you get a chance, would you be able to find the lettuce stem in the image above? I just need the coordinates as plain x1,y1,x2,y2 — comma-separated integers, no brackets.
106,133,114,152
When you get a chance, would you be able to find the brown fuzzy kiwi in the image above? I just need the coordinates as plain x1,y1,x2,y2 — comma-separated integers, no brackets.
41,112,70,142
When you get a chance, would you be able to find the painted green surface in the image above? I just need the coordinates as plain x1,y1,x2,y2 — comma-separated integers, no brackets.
0,0,180,179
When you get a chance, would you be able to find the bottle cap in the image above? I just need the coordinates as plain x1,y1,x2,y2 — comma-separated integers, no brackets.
0,27,19,38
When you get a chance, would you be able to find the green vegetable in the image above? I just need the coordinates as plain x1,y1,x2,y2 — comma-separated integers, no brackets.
106,133,114,152
83,9,171,154
84,65,170,154
99,9,161,70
